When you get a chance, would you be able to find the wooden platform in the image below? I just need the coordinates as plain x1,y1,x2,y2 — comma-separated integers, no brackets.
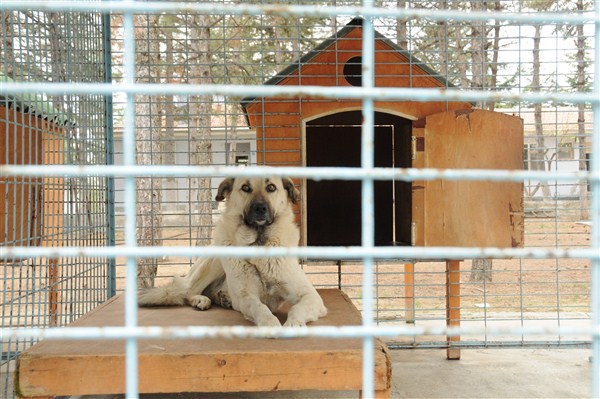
16,289,391,398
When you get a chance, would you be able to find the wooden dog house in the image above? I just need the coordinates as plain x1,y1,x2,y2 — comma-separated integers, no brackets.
242,17,524,248
0,87,66,250
1,83,68,324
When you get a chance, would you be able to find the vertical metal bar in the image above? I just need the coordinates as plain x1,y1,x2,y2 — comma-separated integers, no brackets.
122,3,139,398
103,9,116,299
590,4,600,397
361,5,376,398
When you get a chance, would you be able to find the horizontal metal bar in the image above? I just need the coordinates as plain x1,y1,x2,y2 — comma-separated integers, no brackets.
0,324,595,341
2,165,598,183
387,341,592,350
3,245,599,261
1,82,598,105
1,1,596,25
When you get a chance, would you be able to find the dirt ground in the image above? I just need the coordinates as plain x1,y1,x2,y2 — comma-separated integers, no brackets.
111,218,592,323
1,218,593,397
1,218,591,336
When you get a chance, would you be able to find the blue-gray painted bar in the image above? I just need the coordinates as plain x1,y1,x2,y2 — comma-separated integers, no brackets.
1,82,598,104
122,6,139,398
0,1,596,25
2,165,597,183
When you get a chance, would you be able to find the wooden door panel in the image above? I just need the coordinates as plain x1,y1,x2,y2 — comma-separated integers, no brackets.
418,109,524,247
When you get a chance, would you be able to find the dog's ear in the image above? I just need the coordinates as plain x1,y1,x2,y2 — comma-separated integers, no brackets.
215,177,235,201
282,177,300,204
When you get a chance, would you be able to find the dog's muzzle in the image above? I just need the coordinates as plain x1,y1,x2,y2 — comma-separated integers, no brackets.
245,200,273,227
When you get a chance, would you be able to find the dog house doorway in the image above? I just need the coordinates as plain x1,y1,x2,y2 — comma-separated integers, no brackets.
305,111,412,247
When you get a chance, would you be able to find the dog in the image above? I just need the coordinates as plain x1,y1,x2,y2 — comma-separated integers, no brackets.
138,176,327,327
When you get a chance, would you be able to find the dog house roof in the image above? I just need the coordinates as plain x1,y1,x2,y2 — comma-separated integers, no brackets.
240,16,454,112
1,73,71,125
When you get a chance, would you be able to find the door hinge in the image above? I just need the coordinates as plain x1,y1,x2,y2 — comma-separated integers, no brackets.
411,222,416,246
412,136,425,160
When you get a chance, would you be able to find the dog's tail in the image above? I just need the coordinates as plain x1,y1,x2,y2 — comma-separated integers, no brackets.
138,258,224,307
138,275,188,306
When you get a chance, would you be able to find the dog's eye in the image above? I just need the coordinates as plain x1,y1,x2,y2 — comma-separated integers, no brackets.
266,183,277,193
241,184,252,193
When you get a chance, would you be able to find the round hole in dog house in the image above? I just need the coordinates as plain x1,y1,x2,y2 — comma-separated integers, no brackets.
343,56,362,87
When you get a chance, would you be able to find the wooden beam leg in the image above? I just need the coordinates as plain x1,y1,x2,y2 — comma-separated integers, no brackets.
404,263,415,324
446,260,461,360
360,389,391,399
48,258,60,326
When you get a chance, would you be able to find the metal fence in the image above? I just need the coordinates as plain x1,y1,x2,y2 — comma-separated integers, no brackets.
0,6,112,398
1,1,599,399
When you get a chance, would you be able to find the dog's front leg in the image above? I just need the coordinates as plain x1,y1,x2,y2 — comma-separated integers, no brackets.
238,295,281,327
284,289,327,327
224,260,281,327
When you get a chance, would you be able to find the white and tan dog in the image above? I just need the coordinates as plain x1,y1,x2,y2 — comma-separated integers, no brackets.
138,176,327,327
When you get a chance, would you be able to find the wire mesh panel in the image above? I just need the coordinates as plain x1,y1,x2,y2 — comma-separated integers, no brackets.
1,0,599,398
0,6,112,398
107,2,595,348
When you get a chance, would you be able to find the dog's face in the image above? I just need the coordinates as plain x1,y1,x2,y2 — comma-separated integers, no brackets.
216,176,299,228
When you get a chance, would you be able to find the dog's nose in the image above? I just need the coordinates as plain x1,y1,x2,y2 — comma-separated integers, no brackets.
252,202,268,217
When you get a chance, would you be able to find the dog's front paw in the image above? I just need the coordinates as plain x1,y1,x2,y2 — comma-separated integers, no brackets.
283,317,307,327
189,295,212,310
217,290,232,309
257,314,282,327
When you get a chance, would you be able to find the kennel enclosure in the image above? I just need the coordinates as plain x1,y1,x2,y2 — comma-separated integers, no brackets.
1,2,598,398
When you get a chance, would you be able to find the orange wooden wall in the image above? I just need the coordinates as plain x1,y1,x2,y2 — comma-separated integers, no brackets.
1,105,64,249
245,27,471,167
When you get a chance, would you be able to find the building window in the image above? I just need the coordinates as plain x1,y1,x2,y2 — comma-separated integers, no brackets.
235,155,249,166
523,143,534,170
557,141,574,160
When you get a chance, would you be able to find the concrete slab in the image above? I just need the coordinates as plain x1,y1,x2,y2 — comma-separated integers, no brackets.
391,348,591,399
61,348,591,399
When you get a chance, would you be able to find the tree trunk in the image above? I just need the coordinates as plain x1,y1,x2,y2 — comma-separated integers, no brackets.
188,14,213,247
270,15,302,70
134,14,163,288
468,5,494,282
531,23,551,199
162,22,178,208
396,0,408,50
1,11,15,78
452,3,469,89
435,0,449,78
470,259,493,282
487,0,502,111
574,0,589,220
469,1,485,108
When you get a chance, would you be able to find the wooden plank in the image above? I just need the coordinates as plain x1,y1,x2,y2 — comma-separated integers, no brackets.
446,260,461,360
403,263,415,323
411,124,426,247
17,289,391,398
361,389,391,399
422,109,524,248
